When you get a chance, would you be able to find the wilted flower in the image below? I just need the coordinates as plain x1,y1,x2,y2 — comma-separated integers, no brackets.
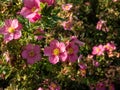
92,44,105,56
3,51,11,62
19,0,41,22
34,28,45,40
61,20,72,30
96,20,105,30
78,64,87,77
96,20,109,32
104,42,116,52
70,36,85,46
62,4,72,11
66,41,79,62
44,40,67,64
79,63,87,70
22,44,41,64
49,82,60,90
0,19,22,43
93,60,99,67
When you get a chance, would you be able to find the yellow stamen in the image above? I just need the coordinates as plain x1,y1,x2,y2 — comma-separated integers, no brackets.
29,51,35,57
8,27,15,33
31,7,36,12
53,48,60,56
68,47,73,54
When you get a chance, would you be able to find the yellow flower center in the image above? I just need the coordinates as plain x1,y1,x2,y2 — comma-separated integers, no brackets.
8,27,15,33
31,7,36,12
29,51,35,57
68,47,73,54
53,48,60,56
65,5,70,10
96,48,100,53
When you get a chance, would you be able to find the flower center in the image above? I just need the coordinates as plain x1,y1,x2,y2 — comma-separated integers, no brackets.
31,7,36,12
65,21,72,29
96,48,100,53
29,51,35,57
50,83,57,89
68,47,73,54
53,48,60,56
65,5,70,10
8,27,15,33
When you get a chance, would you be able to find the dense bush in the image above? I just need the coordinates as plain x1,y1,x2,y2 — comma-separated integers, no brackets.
0,0,120,90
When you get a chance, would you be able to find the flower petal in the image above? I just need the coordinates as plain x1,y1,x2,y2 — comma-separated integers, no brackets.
44,47,52,56
14,31,22,39
5,19,12,27
68,54,78,63
49,55,59,64
20,7,32,18
11,19,18,29
22,50,28,59
50,39,59,48
59,52,67,62
59,42,66,52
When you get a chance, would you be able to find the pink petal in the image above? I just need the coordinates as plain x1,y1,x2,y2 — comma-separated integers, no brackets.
14,31,22,39
26,13,41,22
24,0,35,9
27,58,35,64
11,19,18,29
34,45,40,53
59,52,67,62
44,47,52,56
25,44,34,50
0,26,5,34
5,19,12,27
4,33,14,42
49,55,59,64
68,54,78,62
22,50,28,59
20,7,32,18
50,39,59,48
70,43,79,53
59,42,66,52
34,0,40,8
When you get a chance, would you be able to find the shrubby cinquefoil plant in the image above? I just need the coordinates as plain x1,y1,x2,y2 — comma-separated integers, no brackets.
0,0,120,90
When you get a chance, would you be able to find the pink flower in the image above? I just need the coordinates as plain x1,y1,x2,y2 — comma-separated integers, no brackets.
95,82,106,90
40,0,55,6
34,28,45,40
66,42,79,62
92,44,105,56
62,4,72,11
62,20,72,30
44,40,67,64
104,42,116,52
22,44,41,64
0,19,22,43
70,36,85,46
19,0,41,22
